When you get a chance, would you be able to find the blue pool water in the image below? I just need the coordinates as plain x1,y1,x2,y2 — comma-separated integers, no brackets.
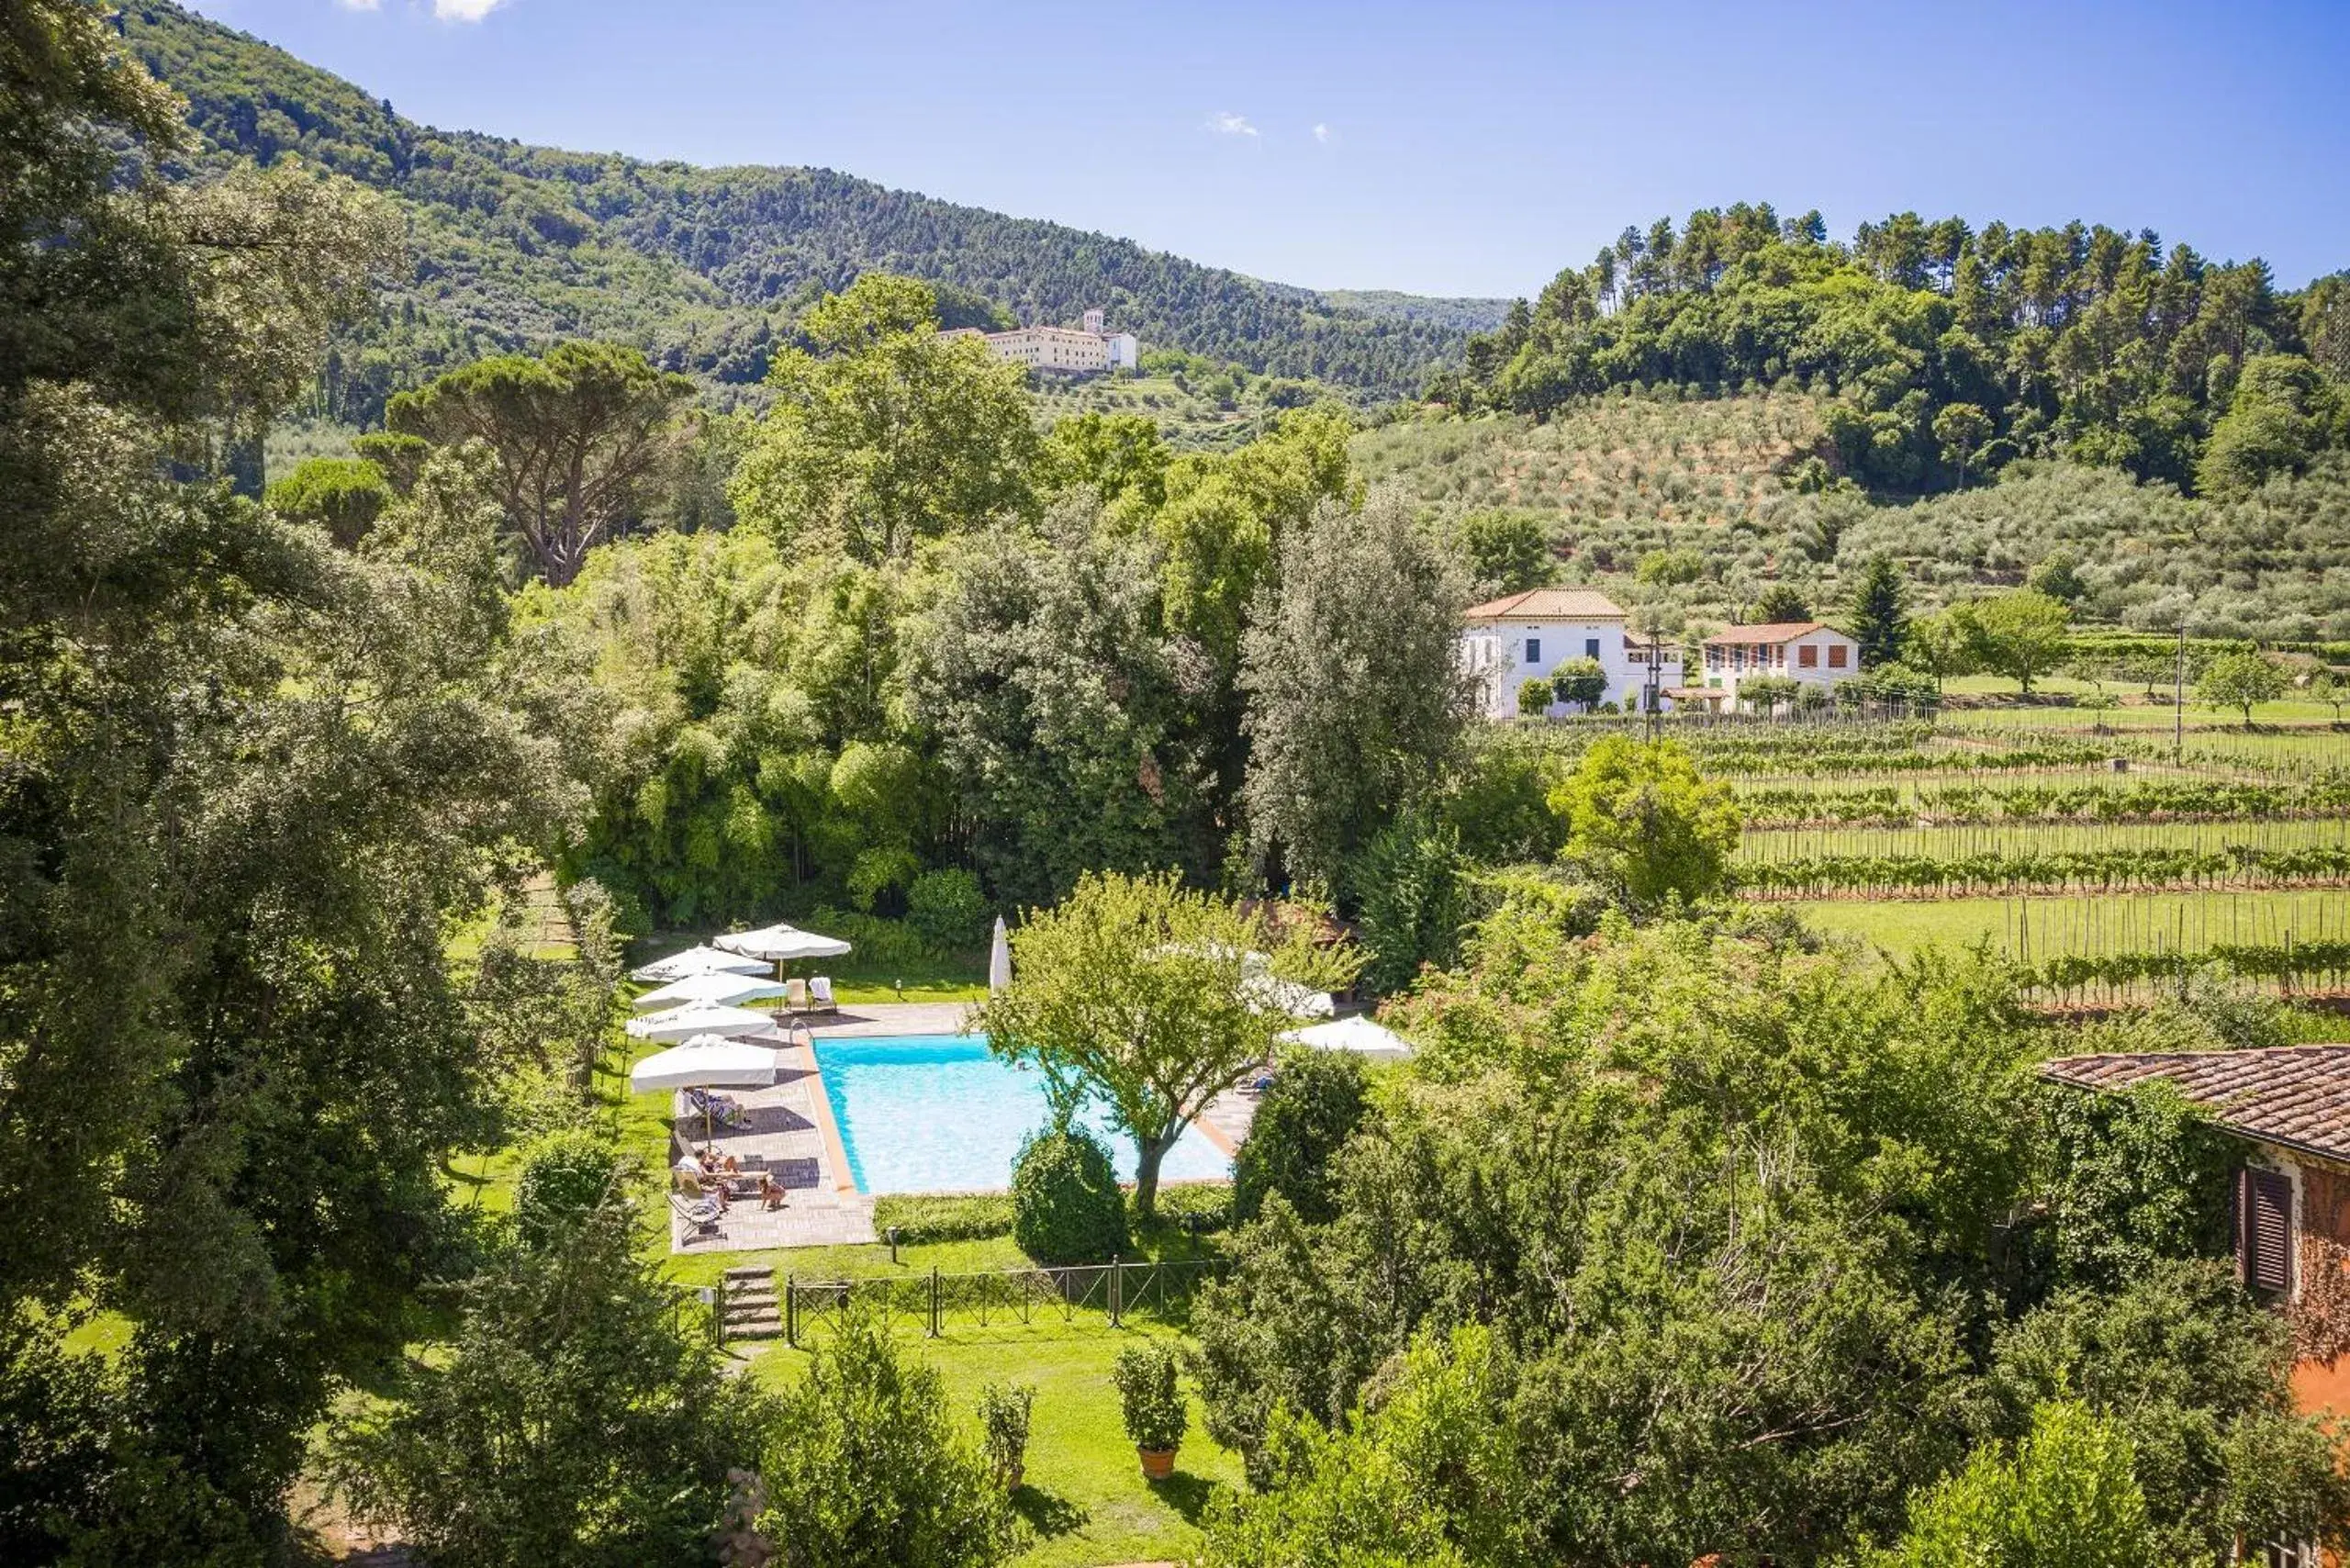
811,1035,1232,1194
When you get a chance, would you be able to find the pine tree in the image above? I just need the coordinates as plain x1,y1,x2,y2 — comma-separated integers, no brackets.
1847,554,1912,668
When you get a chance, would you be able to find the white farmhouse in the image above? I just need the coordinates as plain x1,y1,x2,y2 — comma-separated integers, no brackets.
1460,588,1683,719
1696,621,1861,704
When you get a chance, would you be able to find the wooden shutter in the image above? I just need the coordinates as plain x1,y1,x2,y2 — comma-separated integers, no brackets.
2238,1167,2294,1292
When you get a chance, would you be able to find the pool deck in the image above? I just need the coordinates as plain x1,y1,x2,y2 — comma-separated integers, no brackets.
663,1002,1258,1253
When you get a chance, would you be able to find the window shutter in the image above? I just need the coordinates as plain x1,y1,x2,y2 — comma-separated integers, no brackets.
2240,1168,2294,1292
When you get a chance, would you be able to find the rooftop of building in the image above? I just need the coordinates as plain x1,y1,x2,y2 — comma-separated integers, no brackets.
1703,621,1843,646
2040,1045,2350,1164
1462,588,1628,623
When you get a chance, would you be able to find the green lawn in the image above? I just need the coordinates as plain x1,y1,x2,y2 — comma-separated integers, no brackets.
738,1319,1242,1568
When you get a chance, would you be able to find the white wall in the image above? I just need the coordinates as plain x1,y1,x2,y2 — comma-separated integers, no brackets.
1464,620,1684,718
1699,629,1859,700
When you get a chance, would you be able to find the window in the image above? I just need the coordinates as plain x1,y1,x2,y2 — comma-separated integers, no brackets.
1798,644,1818,668
1525,638,1540,665
2237,1166,2294,1294
1584,637,1601,658
1828,644,1850,668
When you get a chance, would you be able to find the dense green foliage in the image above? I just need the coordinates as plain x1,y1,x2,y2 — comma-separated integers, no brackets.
1231,1046,1374,1226
759,1311,1017,1568
122,2,1496,409
1113,1340,1190,1453
1438,201,2348,498
330,1195,767,1568
1009,1127,1129,1266
1866,1400,2155,1568
1192,903,2346,1565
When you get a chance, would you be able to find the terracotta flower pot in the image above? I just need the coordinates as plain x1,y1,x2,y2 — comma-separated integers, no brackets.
1137,1445,1177,1480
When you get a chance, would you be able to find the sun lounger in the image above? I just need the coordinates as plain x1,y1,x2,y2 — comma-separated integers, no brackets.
809,976,838,1014
785,977,810,1012
669,1192,722,1242
684,1087,751,1130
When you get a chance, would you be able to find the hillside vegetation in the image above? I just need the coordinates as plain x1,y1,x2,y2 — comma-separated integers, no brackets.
1437,200,2349,501
120,1,1500,421
1359,390,2350,640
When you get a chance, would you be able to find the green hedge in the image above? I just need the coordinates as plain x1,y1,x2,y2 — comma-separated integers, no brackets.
870,1191,1015,1244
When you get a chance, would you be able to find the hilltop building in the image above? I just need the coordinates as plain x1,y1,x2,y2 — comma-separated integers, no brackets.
1694,622,1860,706
944,308,1139,375
1460,588,1682,718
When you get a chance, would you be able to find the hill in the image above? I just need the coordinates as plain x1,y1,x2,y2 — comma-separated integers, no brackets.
119,2,1504,423
1357,391,2350,643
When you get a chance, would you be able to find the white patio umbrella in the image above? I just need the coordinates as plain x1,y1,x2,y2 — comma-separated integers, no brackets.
632,970,790,1012
629,1035,781,1141
988,915,1012,994
714,921,854,965
1280,1014,1413,1064
625,1002,784,1043
630,945,770,984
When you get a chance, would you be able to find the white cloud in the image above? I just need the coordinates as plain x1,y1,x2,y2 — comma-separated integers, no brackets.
335,0,382,9
432,0,504,20
1313,122,1336,145
1205,111,1259,139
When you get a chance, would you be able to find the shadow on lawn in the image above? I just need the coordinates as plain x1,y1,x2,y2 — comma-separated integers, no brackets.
1147,1469,1218,1526
1012,1484,1087,1539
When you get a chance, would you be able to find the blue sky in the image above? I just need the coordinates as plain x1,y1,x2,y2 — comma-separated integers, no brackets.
185,0,2350,300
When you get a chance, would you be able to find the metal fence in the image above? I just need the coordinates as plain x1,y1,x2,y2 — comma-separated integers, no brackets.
777,1257,1222,1346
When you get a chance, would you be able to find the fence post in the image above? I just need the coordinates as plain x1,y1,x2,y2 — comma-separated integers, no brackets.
714,1276,727,1349
930,1265,940,1338
1110,1255,1122,1328
784,1272,795,1348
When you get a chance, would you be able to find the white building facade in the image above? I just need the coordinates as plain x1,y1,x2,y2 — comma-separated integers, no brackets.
944,309,1139,375
1697,622,1862,703
1460,588,1683,719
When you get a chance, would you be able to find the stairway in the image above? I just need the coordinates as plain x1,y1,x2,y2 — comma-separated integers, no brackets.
722,1266,782,1341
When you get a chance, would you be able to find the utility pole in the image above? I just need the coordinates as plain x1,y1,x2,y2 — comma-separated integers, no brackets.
2172,622,2187,765
1645,629,1662,742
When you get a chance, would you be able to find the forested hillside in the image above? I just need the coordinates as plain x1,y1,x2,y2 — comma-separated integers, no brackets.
118,1,1500,421
1437,201,2349,499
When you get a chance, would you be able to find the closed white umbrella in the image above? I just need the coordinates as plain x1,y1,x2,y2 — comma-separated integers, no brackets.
632,971,790,1012
1279,1014,1412,1063
714,922,853,964
630,945,771,984
625,1002,783,1043
988,915,1012,994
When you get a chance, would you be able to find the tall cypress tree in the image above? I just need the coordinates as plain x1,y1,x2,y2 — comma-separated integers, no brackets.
1847,554,1912,667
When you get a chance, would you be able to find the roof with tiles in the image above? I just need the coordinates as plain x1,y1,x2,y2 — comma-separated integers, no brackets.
1462,588,1627,622
2040,1046,2350,1163
1702,621,1845,646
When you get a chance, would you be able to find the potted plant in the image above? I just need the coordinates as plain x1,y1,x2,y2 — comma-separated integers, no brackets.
978,1382,1035,1493
1113,1342,1187,1480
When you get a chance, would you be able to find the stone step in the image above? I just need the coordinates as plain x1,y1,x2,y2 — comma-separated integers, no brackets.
723,1267,774,1283
725,1312,783,1340
723,1295,777,1316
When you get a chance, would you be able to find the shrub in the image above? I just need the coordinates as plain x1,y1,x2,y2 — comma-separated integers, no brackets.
976,1383,1035,1489
512,1128,626,1249
906,868,990,951
1233,1047,1371,1226
1010,1126,1127,1264
1148,1181,1236,1236
760,1310,1015,1568
873,1191,1014,1244
1516,677,1552,718
1113,1342,1189,1453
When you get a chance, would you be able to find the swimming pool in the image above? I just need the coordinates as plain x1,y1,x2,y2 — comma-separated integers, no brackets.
811,1035,1232,1194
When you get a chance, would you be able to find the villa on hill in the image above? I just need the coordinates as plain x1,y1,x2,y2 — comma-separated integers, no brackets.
1689,621,1861,707
942,308,1139,375
1460,588,1682,719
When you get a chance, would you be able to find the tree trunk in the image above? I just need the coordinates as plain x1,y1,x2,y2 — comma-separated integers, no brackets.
1131,1133,1177,1224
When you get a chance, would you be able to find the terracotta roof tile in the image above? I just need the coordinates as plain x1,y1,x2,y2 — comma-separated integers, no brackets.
1462,588,1627,622
1702,622,1838,645
2040,1046,2350,1162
